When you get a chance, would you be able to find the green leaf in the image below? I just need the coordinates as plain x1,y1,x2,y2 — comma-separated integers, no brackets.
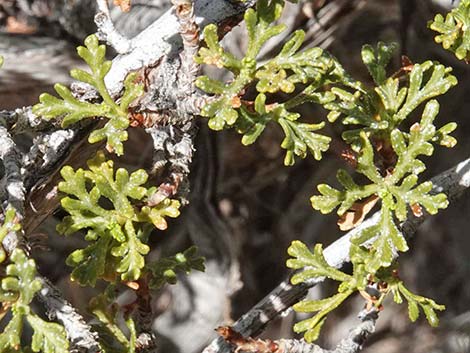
147,246,205,289
256,35,331,93
66,232,112,286
196,0,288,129
196,0,336,161
88,116,129,156
390,100,449,182
0,314,23,353
138,198,181,231
28,315,69,353
1,250,42,307
312,102,451,273
32,34,143,156
287,241,352,283
277,115,330,166
361,42,397,85
393,282,445,327
323,46,456,146
195,25,242,71
0,250,69,353
237,102,269,145
429,0,470,61
58,151,180,284
292,291,353,342
34,85,109,126
310,170,378,216
394,62,457,125
352,206,408,273
245,0,286,59
432,122,458,148
111,221,149,281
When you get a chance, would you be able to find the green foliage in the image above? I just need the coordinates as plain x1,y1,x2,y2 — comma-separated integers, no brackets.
429,0,470,61
0,249,69,353
33,35,143,156
57,151,181,285
195,1,458,341
195,0,346,165
0,207,21,264
146,246,205,289
287,241,446,341
312,100,451,273
361,42,397,85
17,0,459,348
324,44,457,148
287,241,352,284
286,241,366,342
390,280,445,327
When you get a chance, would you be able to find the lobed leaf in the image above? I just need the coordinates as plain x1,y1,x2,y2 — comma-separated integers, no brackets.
293,291,353,342
195,0,338,164
58,151,180,284
32,34,143,156
361,42,397,85
392,282,445,327
0,206,21,264
0,250,69,353
278,116,330,166
28,315,69,353
429,0,470,61
287,241,352,284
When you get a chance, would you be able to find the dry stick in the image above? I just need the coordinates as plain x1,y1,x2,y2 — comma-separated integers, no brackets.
172,0,200,92
37,277,101,353
218,308,378,353
0,126,25,253
104,0,256,95
202,156,470,353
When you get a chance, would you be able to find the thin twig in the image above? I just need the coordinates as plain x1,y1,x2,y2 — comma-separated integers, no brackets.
0,126,25,253
95,0,132,54
172,0,200,94
216,308,378,353
37,277,101,353
0,107,57,134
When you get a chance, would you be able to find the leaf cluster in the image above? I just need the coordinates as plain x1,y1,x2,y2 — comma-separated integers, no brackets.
286,241,445,342
324,43,457,148
33,34,143,156
57,151,181,286
388,276,445,327
286,241,361,342
285,42,457,341
429,0,470,61
0,249,69,353
311,43,457,273
195,0,346,165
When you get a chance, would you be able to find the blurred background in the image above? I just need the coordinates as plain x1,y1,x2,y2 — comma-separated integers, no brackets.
1,0,469,352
